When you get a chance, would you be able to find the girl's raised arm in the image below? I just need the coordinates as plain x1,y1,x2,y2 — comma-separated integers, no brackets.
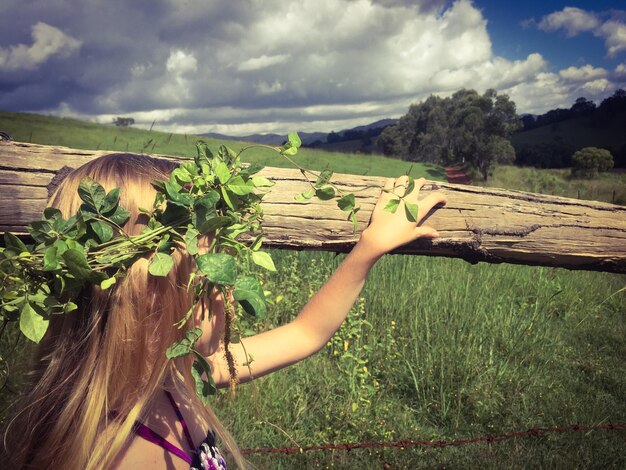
207,176,447,386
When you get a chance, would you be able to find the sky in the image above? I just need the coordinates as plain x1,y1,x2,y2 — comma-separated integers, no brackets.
1,0,625,136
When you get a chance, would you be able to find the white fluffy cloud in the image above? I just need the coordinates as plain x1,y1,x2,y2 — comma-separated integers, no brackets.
538,7,600,37
0,22,81,71
599,20,626,57
559,65,608,82
537,7,626,58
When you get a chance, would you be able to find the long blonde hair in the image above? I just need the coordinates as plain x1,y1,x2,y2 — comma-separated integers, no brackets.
2,153,244,469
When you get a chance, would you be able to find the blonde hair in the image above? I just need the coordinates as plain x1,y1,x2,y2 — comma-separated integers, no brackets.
2,153,244,469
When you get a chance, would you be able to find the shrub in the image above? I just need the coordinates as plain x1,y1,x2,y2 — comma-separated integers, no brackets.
571,147,613,178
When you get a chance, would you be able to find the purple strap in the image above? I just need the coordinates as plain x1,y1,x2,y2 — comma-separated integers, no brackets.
133,421,193,464
164,390,196,451
132,390,196,464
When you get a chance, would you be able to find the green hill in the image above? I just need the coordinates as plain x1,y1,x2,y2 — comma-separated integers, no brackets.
511,110,626,167
0,110,446,181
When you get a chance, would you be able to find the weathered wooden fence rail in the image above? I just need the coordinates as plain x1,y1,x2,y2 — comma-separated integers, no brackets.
1,141,626,273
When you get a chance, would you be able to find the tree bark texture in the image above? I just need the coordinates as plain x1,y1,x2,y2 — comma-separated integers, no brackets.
1,141,625,273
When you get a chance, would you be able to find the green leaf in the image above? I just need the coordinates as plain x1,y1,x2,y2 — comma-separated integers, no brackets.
149,252,174,277
197,216,232,234
165,182,193,207
233,276,267,318
404,201,419,222
100,277,117,290
226,176,254,196
62,248,104,283
251,176,274,187
166,327,202,358
315,170,333,188
251,251,276,272
337,193,355,212
102,187,120,214
191,191,220,232
90,220,114,243
43,207,63,220
281,146,298,156
3,232,28,255
294,188,315,202
288,131,302,149
403,176,415,198
184,227,200,256
172,167,193,183
43,246,61,271
315,186,336,200
221,187,236,211
20,302,49,343
240,164,264,176
191,354,217,403
78,177,106,211
215,161,231,184
384,198,400,214
196,253,236,285
108,206,131,226
195,141,213,166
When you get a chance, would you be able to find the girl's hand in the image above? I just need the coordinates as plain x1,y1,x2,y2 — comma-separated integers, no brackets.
359,176,447,258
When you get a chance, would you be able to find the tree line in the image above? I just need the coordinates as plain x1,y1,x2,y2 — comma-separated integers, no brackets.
377,89,520,181
376,89,626,179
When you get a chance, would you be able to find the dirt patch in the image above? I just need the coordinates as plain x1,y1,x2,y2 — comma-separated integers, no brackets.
445,166,471,185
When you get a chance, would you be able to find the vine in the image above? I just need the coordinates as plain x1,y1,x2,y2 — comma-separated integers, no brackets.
0,132,414,402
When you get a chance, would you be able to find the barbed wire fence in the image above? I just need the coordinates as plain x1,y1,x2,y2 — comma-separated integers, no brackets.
241,423,626,456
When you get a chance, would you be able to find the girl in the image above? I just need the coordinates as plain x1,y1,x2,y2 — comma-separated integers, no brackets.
2,153,447,469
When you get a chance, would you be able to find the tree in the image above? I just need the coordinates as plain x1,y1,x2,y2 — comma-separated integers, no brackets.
570,97,596,116
113,117,135,127
571,147,614,178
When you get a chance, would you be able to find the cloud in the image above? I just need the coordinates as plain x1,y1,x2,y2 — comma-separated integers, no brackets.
166,50,198,74
536,7,626,58
238,54,290,72
0,0,624,134
599,20,626,57
0,22,81,71
559,64,608,82
537,7,600,37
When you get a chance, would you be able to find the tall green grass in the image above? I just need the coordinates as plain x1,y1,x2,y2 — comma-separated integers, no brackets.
214,253,625,468
483,165,626,205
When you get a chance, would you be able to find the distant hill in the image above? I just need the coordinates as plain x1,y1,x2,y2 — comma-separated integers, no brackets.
511,109,626,168
199,131,327,146
199,118,398,152
511,90,626,168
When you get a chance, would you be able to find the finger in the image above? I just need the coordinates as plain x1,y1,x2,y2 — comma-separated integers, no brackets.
415,192,448,222
376,177,395,206
409,177,427,200
393,175,410,197
415,226,440,239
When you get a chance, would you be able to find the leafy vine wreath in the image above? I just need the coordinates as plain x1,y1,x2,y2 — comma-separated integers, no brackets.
0,132,418,402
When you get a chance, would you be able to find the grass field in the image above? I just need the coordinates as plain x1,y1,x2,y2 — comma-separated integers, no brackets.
0,110,446,180
1,111,625,468
479,165,626,205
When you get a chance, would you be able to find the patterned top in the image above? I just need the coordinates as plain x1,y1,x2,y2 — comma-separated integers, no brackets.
133,391,227,469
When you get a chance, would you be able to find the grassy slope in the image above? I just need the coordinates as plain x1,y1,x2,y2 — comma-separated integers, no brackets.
510,111,626,153
482,165,626,205
1,111,624,468
0,111,446,180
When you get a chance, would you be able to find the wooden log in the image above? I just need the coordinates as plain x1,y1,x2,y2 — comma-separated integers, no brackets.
1,141,625,273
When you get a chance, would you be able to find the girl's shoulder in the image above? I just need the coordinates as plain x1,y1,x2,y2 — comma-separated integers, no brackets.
112,434,191,470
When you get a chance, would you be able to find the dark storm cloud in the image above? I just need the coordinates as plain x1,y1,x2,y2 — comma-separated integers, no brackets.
1,0,624,134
